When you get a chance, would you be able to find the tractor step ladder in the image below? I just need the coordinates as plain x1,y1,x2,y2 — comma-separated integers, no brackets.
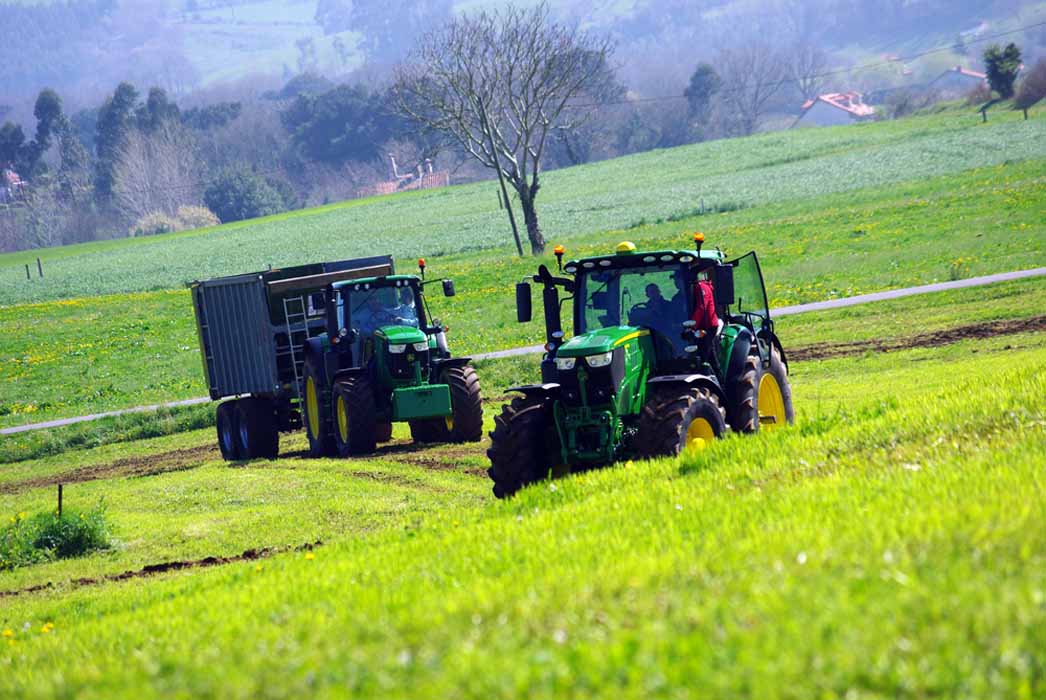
279,295,316,399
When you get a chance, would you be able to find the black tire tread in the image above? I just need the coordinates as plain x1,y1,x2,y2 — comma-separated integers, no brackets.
333,375,377,456
637,387,726,459
445,365,484,443
486,395,553,499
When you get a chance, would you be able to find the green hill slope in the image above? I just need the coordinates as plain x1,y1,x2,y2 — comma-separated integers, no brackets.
1,106,1043,306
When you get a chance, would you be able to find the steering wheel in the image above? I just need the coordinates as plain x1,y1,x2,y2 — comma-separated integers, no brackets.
628,301,652,326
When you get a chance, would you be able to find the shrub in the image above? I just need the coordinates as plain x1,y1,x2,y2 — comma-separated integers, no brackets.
203,167,286,223
175,205,220,230
0,503,110,570
131,212,180,237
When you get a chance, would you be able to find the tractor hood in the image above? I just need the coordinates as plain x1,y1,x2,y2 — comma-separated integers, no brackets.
374,325,427,345
556,326,648,358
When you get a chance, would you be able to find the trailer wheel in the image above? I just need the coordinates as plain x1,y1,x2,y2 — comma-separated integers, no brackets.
235,398,279,460
333,375,377,456
216,401,241,461
376,423,394,442
303,359,336,458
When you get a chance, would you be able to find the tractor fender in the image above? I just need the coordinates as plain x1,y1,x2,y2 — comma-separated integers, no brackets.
431,357,471,373
726,328,755,381
507,383,561,401
767,332,789,372
647,374,728,406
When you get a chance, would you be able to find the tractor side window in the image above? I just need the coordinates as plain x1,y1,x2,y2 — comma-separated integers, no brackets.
728,252,769,333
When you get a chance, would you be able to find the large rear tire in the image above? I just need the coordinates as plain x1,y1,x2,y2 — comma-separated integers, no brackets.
236,397,279,460
303,358,336,458
727,347,794,433
487,395,555,499
216,400,241,461
333,375,377,456
638,387,727,458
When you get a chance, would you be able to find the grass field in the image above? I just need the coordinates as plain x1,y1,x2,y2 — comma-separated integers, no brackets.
2,156,1044,430
1,105,1043,305
1,316,1044,697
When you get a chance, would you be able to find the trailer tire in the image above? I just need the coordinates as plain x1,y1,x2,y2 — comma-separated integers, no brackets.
408,417,449,444
376,422,394,443
333,376,377,456
638,387,727,458
303,359,337,458
487,395,555,499
444,365,484,443
236,397,280,460
216,401,241,461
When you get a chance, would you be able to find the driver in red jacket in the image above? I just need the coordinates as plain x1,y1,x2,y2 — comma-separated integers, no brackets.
691,276,720,333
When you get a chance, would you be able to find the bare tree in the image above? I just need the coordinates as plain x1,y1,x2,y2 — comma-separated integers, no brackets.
112,122,201,224
716,43,787,136
787,42,830,103
393,2,614,255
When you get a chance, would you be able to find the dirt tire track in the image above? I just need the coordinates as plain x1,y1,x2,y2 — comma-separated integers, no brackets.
788,316,1046,362
0,444,219,495
0,541,322,599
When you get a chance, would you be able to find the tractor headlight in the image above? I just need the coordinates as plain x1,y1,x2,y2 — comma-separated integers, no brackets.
388,344,407,354
412,341,429,352
555,357,576,371
585,351,614,368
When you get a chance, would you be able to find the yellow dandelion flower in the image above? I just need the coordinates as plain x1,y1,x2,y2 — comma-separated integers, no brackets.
2,629,13,638
305,552,315,560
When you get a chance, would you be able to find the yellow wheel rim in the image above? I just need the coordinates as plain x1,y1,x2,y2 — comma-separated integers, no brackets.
445,414,455,432
336,395,349,442
685,417,715,451
305,376,320,439
758,373,786,430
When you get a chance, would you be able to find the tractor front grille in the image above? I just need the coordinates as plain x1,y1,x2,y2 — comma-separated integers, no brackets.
389,348,430,381
557,348,625,408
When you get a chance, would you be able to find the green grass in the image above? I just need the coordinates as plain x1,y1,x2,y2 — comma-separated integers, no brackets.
1,105,1043,305
1,331,1043,698
2,158,1044,430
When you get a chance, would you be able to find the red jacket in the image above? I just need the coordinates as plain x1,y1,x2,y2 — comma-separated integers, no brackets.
691,280,719,331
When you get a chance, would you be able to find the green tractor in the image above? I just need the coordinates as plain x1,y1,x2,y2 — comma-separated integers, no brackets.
302,259,484,457
487,235,793,498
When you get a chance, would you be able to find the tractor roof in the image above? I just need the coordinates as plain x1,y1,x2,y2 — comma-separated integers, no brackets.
564,245,724,275
332,274,421,290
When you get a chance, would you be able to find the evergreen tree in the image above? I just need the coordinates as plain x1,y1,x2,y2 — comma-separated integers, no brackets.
984,43,1022,99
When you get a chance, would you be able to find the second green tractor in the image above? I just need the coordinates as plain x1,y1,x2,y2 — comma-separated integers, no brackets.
488,235,793,498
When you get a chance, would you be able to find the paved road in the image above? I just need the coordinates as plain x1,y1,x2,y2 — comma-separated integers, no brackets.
4,267,1044,436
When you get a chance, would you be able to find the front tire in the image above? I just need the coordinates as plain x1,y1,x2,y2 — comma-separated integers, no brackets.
487,395,555,499
444,365,483,443
638,387,727,458
333,375,377,456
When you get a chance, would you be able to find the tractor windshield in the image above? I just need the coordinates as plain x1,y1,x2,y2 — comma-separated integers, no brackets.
343,284,421,337
576,264,688,341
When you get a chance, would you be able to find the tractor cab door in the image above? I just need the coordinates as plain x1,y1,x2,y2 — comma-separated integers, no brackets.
726,252,771,363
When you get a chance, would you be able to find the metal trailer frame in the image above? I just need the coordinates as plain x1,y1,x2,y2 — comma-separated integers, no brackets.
190,256,394,431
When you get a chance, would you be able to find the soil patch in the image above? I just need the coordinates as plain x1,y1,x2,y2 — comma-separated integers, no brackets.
0,444,219,495
788,316,1046,362
0,541,322,599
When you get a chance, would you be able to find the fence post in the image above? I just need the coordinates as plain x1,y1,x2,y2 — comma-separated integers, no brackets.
58,484,63,518
36,257,43,277
25,264,30,280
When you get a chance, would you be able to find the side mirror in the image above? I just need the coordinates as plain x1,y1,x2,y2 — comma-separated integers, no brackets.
442,279,456,297
714,265,735,306
516,282,532,323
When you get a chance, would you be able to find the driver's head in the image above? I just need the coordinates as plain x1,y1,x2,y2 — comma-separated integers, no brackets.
646,283,663,301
